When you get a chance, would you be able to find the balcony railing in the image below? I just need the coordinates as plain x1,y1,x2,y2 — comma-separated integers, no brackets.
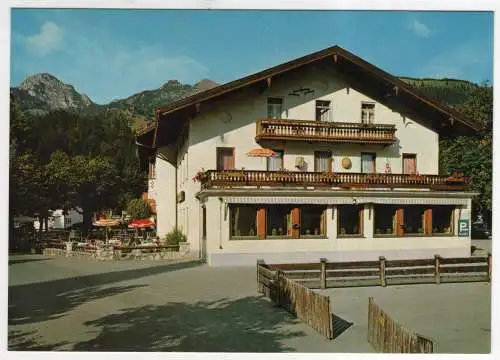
255,119,396,145
199,170,470,191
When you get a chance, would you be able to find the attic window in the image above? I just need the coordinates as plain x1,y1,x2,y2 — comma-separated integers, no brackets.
267,97,283,119
315,100,332,122
361,103,375,124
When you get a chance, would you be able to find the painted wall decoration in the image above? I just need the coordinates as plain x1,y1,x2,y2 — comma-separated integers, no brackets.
341,157,352,170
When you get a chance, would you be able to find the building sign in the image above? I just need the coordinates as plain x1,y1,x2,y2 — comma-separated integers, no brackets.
458,219,469,237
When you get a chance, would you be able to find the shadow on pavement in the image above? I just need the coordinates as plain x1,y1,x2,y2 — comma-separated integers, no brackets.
9,260,203,326
8,330,69,351
332,314,353,340
72,296,307,352
9,258,50,266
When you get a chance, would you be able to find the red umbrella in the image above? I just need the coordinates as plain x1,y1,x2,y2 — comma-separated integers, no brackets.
128,219,154,229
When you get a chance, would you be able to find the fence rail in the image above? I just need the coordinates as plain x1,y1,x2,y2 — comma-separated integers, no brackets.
368,297,433,353
257,260,333,340
267,255,491,289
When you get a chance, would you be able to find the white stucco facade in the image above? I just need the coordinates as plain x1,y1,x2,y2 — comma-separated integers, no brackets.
149,60,475,266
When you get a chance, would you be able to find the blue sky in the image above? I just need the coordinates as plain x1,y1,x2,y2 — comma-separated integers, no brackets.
10,9,493,104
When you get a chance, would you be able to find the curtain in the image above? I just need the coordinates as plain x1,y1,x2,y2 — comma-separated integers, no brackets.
217,148,234,170
267,151,283,171
361,153,375,173
314,152,331,172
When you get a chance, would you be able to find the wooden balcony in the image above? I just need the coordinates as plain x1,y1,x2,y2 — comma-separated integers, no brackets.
255,119,396,145
199,170,470,191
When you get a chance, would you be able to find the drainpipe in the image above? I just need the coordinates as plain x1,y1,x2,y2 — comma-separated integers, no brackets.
219,197,223,249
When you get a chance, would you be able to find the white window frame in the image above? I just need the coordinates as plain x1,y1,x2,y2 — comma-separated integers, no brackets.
361,102,375,124
315,100,332,122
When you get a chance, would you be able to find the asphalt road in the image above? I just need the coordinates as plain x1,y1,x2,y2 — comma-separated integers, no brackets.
8,253,491,353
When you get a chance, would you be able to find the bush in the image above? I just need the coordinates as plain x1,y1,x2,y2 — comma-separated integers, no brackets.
126,198,152,220
165,228,187,246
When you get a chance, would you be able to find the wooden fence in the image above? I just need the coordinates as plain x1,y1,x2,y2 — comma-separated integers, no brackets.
257,260,333,340
367,297,433,353
267,255,491,289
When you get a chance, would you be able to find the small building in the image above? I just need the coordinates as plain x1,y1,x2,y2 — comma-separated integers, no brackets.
137,45,478,266
34,208,83,230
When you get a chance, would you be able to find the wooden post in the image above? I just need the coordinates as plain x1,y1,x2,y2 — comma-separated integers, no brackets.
379,256,386,287
257,259,264,294
434,254,441,284
275,270,282,306
488,253,492,283
320,257,328,289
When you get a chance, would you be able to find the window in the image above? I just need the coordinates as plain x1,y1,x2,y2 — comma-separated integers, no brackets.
216,147,235,170
432,206,454,234
267,150,284,171
64,217,72,226
315,100,331,122
267,205,294,237
314,151,332,172
361,103,375,124
337,205,363,236
230,205,258,238
373,205,398,236
230,205,326,240
403,154,417,175
361,153,376,174
267,97,283,119
300,206,326,236
401,205,426,235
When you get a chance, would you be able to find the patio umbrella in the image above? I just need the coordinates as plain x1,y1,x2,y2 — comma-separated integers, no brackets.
128,219,154,229
93,218,122,242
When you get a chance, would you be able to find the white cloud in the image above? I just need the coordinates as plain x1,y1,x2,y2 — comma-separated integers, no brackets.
22,21,65,56
421,42,487,80
408,19,431,38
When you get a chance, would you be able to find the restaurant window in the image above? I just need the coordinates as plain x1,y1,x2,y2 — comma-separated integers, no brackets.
267,97,283,119
315,100,332,122
216,147,235,170
432,206,455,235
403,154,417,175
361,103,375,124
314,151,332,172
267,150,284,171
374,205,398,236
230,205,258,238
401,205,426,235
300,206,326,237
337,205,363,237
267,205,293,237
361,153,376,174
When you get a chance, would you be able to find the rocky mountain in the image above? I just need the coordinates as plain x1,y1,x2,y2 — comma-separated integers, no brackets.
11,73,101,116
10,73,220,127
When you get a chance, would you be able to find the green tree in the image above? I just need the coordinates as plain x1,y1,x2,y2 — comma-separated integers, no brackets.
126,198,152,220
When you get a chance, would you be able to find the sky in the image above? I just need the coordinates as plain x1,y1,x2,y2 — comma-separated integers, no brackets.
10,9,494,104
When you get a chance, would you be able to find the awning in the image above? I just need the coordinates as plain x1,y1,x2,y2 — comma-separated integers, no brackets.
223,196,469,206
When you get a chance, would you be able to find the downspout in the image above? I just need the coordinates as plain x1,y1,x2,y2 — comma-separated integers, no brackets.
219,197,223,249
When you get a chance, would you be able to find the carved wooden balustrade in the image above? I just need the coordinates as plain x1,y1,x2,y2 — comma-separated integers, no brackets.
255,119,397,144
199,170,470,191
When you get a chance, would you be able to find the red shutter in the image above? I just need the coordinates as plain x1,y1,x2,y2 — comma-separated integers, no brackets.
396,208,404,237
257,208,267,239
424,208,433,235
291,208,300,238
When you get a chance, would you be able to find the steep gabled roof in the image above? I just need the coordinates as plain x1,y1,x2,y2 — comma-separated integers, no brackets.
136,45,480,153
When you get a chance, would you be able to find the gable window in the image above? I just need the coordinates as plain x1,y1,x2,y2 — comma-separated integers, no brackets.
267,150,284,171
402,154,417,175
361,153,376,174
267,97,283,119
361,103,375,124
216,147,235,170
314,151,332,172
315,100,332,122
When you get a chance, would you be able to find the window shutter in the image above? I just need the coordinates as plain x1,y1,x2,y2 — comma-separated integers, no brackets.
257,208,267,239
424,208,433,235
291,208,300,238
396,208,404,236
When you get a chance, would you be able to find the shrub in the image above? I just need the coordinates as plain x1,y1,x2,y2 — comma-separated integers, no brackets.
126,198,152,220
165,228,187,246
